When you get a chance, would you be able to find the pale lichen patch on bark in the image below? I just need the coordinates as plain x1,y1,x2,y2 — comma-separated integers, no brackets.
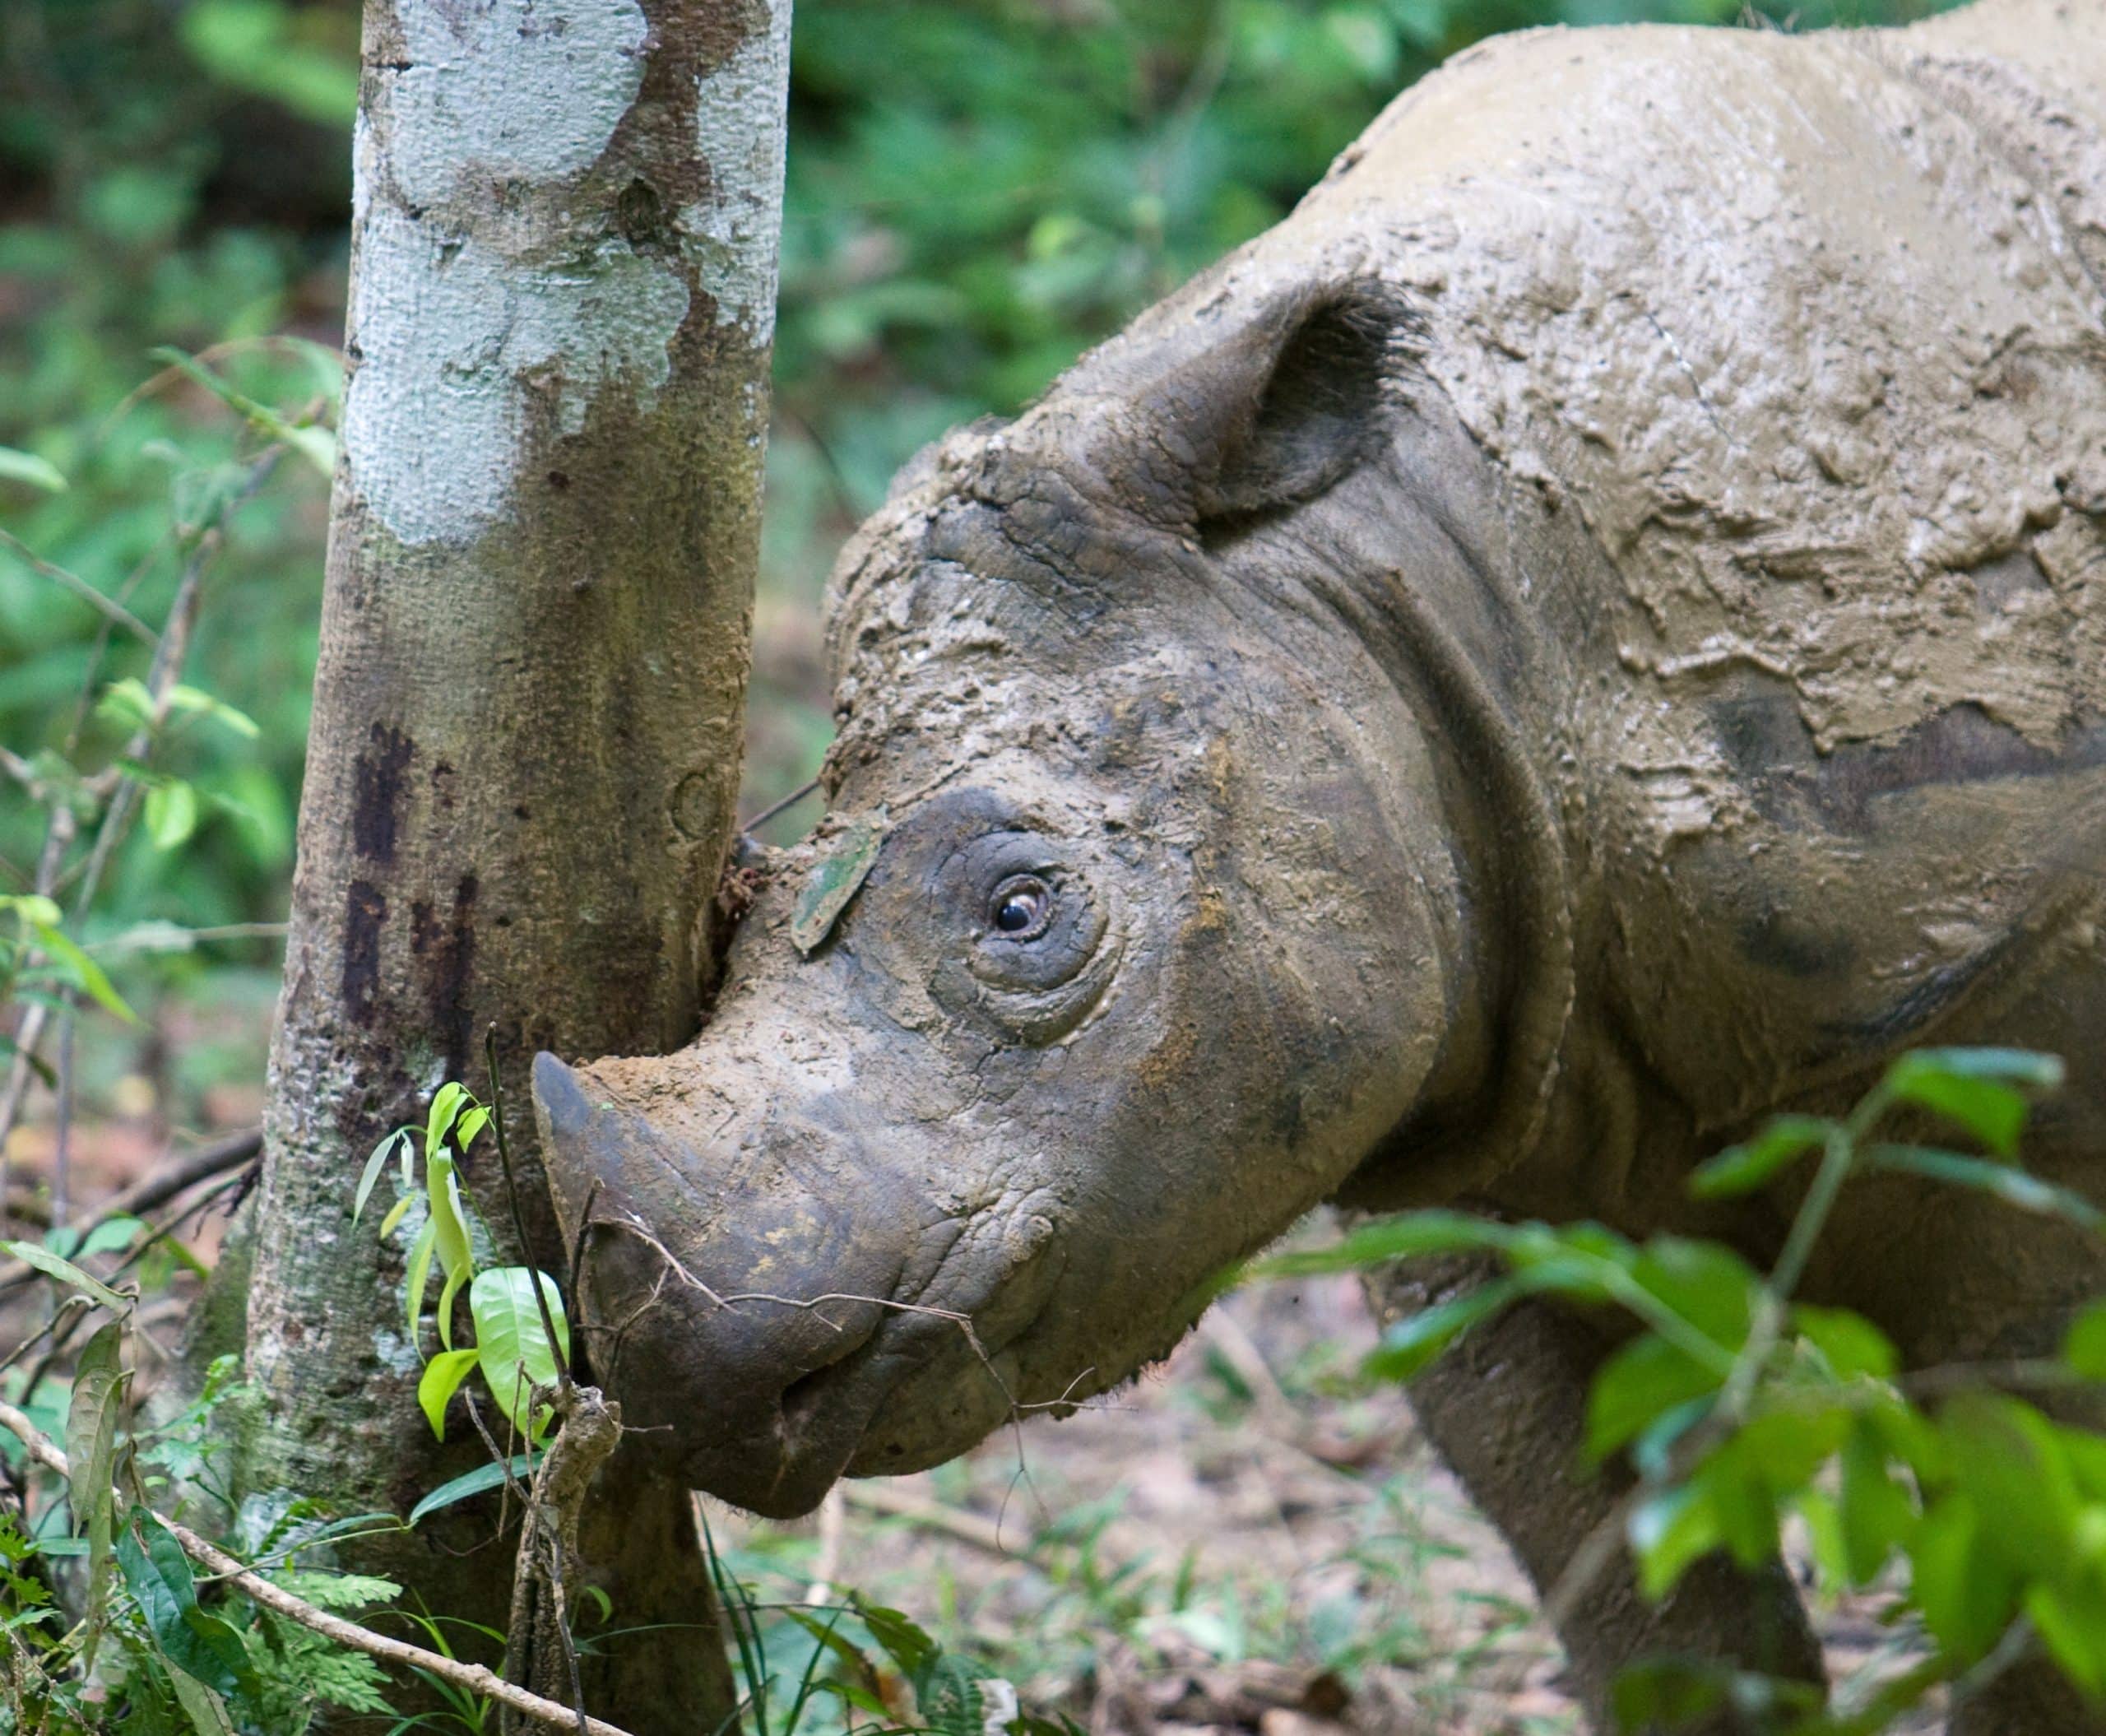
380,0,648,211
343,205,689,545
684,0,792,341
341,0,693,548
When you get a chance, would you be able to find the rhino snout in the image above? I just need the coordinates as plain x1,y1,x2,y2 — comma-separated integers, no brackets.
531,1051,931,1516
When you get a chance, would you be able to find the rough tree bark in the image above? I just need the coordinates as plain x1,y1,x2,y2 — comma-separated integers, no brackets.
239,0,792,1727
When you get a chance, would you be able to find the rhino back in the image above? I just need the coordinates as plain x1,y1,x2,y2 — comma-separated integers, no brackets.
1255,5,2106,1121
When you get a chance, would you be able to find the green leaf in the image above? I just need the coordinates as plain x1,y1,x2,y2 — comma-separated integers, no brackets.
146,347,336,479
1939,1392,2079,1581
416,1349,480,1441
2026,1579,2106,1701
2065,1300,2106,1381
1789,1304,1898,1381
1910,1496,2016,1664
378,1193,414,1238
1838,1419,1914,1585
1361,1279,1519,1381
353,1130,410,1226
406,1453,540,1527
403,1218,438,1353
167,1668,236,1736
1585,1334,1720,1465
1881,1050,2053,1157
0,1241,132,1314
469,1268,568,1440
65,1322,124,1666
1626,1237,1760,1351
28,922,136,1023
791,814,888,954
1252,1209,1519,1277
851,1597,939,1680
1864,1144,2105,1231
114,1508,254,1697
0,448,66,493
1890,1046,2064,1090
1628,1483,1722,1601
1689,1115,1831,1199
145,780,200,851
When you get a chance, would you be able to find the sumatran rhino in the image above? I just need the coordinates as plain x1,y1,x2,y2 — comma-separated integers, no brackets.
532,1,2106,1727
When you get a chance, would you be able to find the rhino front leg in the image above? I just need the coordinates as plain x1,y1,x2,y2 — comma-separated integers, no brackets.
1365,1256,1825,1734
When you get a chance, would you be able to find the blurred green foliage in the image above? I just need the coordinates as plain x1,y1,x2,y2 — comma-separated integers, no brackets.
1,0,1948,1115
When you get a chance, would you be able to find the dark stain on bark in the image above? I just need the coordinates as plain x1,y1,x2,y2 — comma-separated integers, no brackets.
597,0,772,218
343,880,387,1023
410,873,480,1079
353,724,414,862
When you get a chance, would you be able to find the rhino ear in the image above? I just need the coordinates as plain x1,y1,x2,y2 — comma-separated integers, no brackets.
1185,282,1421,529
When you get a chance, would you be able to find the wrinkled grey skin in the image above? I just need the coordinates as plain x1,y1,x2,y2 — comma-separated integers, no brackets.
536,3,2106,1729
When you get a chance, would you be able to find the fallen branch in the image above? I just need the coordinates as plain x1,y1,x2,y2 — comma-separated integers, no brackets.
0,1399,635,1736
0,1129,261,1293
838,1481,1019,1558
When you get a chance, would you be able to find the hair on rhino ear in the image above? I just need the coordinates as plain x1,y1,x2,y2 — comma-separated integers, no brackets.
1190,281,1424,531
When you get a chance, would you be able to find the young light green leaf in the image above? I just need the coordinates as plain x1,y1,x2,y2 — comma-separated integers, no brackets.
470,1268,568,1440
378,1193,414,1238
0,1241,131,1314
76,1216,146,1260
352,1129,410,1225
791,814,888,954
0,447,67,493
436,1263,467,1353
416,1348,480,1441
403,1218,438,1353
424,1082,469,1160
427,1153,474,1288
29,922,136,1023
164,684,259,739
1688,1115,1831,1200
1,894,64,927
145,779,201,851
406,1452,540,1527
453,1104,490,1153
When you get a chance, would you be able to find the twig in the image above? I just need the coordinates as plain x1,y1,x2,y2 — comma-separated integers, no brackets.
0,528,156,646
0,1398,637,1736
837,1482,1016,1557
0,1130,261,1294
0,446,284,1148
805,1487,847,1605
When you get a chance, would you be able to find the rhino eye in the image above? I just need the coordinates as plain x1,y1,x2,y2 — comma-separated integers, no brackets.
989,875,1052,939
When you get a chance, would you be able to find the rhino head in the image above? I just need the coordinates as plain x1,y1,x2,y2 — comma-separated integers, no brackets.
531,279,1532,1517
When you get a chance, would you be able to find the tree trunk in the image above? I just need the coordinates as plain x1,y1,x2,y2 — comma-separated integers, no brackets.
241,0,791,1727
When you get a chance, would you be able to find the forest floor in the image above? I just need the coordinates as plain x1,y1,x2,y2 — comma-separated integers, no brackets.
720,1221,1941,1736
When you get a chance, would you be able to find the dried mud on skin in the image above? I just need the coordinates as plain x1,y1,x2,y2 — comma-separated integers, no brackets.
721,1240,1939,1736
